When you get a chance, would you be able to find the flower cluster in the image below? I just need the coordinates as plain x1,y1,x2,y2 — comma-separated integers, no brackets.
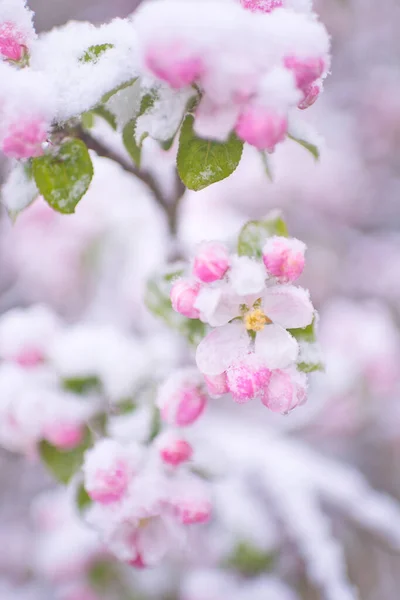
83,437,211,567
135,0,330,148
0,0,35,64
170,233,314,413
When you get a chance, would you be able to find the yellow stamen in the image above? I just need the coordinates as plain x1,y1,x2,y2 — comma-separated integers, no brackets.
244,308,272,332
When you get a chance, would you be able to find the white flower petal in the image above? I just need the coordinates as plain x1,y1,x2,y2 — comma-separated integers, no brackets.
229,255,267,296
262,285,314,329
195,284,241,327
255,324,298,369
196,322,250,376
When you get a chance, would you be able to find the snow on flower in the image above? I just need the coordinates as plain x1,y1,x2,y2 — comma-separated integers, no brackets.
0,0,35,63
156,368,208,426
262,236,306,283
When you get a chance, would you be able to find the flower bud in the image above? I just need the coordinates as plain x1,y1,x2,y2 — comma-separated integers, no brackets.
83,439,133,504
172,480,212,525
203,372,229,398
261,368,307,413
298,83,321,110
157,369,207,427
284,55,325,92
0,22,28,62
43,422,84,450
262,236,306,283
156,431,193,466
235,106,287,151
2,119,47,159
170,279,201,319
226,355,271,403
146,42,204,89
193,241,230,283
240,0,283,12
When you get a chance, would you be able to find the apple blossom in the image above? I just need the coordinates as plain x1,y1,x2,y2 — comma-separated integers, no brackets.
298,82,321,109
240,0,284,13
260,367,307,413
2,119,48,159
226,354,272,403
170,279,202,319
203,372,229,398
235,107,288,151
157,368,207,426
262,236,306,283
192,241,230,283
156,431,193,467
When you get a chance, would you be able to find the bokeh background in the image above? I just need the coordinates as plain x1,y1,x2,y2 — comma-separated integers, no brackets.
2,0,400,598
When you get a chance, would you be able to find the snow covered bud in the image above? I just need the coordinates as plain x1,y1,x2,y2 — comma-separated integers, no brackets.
145,42,205,89
226,354,271,403
284,55,325,93
42,422,84,450
157,369,207,427
262,236,306,283
204,372,229,398
193,241,230,283
172,479,212,525
156,431,193,467
170,279,201,319
240,0,283,12
235,106,287,151
83,439,135,504
261,368,307,413
0,22,28,62
298,83,321,110
2,119,47,159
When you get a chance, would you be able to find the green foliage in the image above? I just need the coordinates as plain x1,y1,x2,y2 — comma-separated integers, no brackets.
63,376,101,395
238,212,289,258
80,44,114,64
38,428,92,484
289,317,324,373
75,482,92,514
259,150,273,181
32,139,93,214
289,134,320,161
224,541,275,576
101,77,137,103
177,115,243,191
122,91,157,167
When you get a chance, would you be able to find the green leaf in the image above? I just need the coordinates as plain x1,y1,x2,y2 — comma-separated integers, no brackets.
259,151,273,181
289,134,320,161
288,318,317,344
32,139,93,214
177,115,243,191
75,482,92,514
63,376,101,395
238,212,289,258
80,43,114,64
148,405,161,443
101,77,137,104
289,317,324,373
91,106,117,130
122,92,157,166
39,428,92,484
224,541,275,576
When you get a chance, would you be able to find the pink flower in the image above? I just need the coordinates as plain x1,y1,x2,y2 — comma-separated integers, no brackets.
193,241,230,283
261,367,307,413
226,354,271,403
240,0,283,13
298,83,321,110
14,347,44,368
83,439,136,504
172,479,212,525
235,106,287,150
262,236,306,283
157,369,207,427
203,373,229,398
284,55,325,92
157,432,193,466
0,21,27,62
43,422,84,450
146,42,205,89
2,119,47,159
170,279,202,319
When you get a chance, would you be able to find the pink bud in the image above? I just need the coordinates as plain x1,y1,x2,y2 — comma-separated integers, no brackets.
128,554,146,569
235,106,287,151
261,368,307,413
262,236,306,283
193,241,230,283
284,55,325,92
298,83,321,110
157,432,193,466
14,347,44,368
43,423,84,450
226,355,271,403
170,279,201,319
0,22,27,62
203,372,229,398
157,369,207,427
2,119,47,159
83,439,132,504
240,0,283,13
172,481,212,525
146,42,205,89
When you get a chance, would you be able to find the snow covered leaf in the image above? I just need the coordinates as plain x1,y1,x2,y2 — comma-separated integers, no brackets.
80,43,114,64
39,428,92,484
288,317,324,373
177,115,243,191
238,212,289,258
122,91,157,167
90,106,117,130
289,134,320,161
1,161,38,219
32,139,94,214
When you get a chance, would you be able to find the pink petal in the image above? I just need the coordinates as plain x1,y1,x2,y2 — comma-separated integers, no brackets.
196,322,250,376
262,285,314,329
255,323,298,369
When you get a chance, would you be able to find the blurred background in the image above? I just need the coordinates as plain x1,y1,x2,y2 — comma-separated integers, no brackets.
1,0,400,599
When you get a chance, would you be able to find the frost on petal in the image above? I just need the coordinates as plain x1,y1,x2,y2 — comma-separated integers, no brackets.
255,324,298,369
229,255,266,296
195,283,241,327
196,322,250,376
261,367,307,413
262,285,314,329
